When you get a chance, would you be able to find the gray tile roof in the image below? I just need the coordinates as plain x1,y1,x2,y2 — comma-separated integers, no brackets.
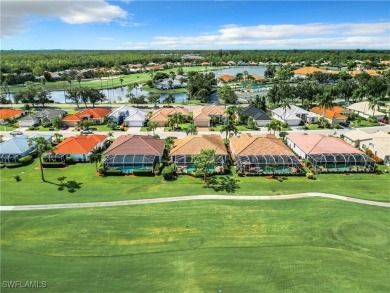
242,105,271,121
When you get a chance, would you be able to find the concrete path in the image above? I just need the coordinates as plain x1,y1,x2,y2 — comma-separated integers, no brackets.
1,193,389,211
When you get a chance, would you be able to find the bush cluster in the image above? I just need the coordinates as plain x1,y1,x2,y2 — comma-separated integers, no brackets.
133,169,153,176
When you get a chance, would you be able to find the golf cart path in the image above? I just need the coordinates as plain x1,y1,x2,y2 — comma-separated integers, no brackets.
1,193,389,211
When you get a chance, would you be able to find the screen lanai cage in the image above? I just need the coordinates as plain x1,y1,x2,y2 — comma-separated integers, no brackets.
0,153,21,164
307,153,375,172
103,154,160,173
43,153,67,163
235,154,303,175
172,154,227,174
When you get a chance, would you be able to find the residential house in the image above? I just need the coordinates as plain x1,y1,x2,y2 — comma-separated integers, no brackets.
103,134,165,173
0,108,26,123
192,105,225,127
347,101,387,120
342,129,390,165
293,66,330,78
62,108,112,127
310,106,349,125
0,134,52,164
230,134,302,175
107,105,147,127
271,105,318,126
218,75,235,83
19,109,67,127
241,105,272,127
149,107,189,127
52,134,107,162
286,134,375,172
169,134,228,174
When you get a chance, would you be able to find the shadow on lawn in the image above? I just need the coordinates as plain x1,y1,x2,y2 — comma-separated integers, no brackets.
204,176,240,193
44,176,83,193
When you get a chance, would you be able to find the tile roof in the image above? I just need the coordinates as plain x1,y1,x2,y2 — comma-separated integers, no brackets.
193,105,225,121
104,135,165,156
0,136,33,154
310,106,348,119
347,101,387,117
242,105,271,121
20,109,66,121
149,107,189,122
0,109,25,120
218,75,235,82
230,134,295,156
251,73,265,81
62,108,111,122
349,69,380,76
54,134,107,154
293,67,329,75
287,134,363,154
170,134,227,156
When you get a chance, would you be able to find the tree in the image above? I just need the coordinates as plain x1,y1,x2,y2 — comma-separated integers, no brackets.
163,93,175,106
79,87,106,107
220,118,239,140
185,123,197,135
76,75,82,85
251,95,267,112
147,121,158,136
218,85,237,108
67,76,72,86
316,88,334,123
368,96,381,118
164,136,177,150
264,65,276,78
148,94,160,107
53,133,63,144
281,100,291,122
36,87,52,107
247,117,257,129
28,137,52,182
119,77,124,85
167,112,184,130
168,79,173,89
192,148,217,182
65,87,82,108
89,148,102,172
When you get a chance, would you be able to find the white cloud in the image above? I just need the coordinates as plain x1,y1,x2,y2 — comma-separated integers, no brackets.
149,22,390,49
99,37,114,41
1,0,128,38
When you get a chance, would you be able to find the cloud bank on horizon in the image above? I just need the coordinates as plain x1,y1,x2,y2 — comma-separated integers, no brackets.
1,0,390,49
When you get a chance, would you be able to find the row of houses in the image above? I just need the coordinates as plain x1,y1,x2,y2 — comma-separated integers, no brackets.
1,130,384,173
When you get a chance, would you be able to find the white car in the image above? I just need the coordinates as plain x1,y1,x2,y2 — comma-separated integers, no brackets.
10,130,23,135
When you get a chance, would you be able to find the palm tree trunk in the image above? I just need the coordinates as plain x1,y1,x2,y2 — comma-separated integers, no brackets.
39,155,45,182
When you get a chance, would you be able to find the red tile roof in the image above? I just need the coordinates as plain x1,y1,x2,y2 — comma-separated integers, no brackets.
54,134,107,154
62,108,111,122
149,107,189,123
230,134,296,156
310,106,348,119
218,75,235,82
287,134,363,154
293,67,329,75
104,135,165,156
170,135,227,156
0,109,24,120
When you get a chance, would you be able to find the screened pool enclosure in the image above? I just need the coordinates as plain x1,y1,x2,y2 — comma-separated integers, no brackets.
172,154,227,174
0,153,21,164
235,154,303,175
307,153,375,172
103,154,160,174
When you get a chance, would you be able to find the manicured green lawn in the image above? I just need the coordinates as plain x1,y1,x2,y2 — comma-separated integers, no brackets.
351,120,380,127
1,199,389,292
1,162,389,205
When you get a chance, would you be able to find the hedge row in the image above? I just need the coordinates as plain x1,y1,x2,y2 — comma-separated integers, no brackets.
133,169,154,176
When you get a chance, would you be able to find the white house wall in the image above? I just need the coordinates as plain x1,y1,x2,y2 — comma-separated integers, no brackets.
286,138,307,159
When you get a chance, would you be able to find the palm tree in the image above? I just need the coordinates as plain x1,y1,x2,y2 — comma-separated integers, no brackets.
147,121,158,136
281,100,291,121
53,133,63,144
185,123,197,135
368,96,381,118
316,89,334,126
168,112,184,130
28,137,53,182
220,118,238,140
89,148,102,172
120,77,124,85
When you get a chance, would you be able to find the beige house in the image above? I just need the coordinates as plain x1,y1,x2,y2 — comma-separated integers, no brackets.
192,105,225,127
342,129,390,164
149,107,189,127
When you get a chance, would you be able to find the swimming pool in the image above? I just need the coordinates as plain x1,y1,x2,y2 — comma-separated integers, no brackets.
115,166,149,174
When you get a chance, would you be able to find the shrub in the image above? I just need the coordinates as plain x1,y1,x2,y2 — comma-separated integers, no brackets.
13,175,21,182
133,169,153,176
42,162,66,168
306,172,316,180
162,165,176,181
28,126,39,130
0,164,5,168
65,157,75,164
103,170,124,176
18,155,33,165
6,163,22,168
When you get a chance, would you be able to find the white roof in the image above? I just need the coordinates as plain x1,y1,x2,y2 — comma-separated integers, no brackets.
124,111,147,122
344,129,389,142
108,105,145,119
271,107,302,121
347,101,387,117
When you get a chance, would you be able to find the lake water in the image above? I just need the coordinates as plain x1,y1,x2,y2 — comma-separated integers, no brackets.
7,66,268,104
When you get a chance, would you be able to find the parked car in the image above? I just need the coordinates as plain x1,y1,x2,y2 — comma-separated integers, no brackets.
80,129,93,134
10,130,23,135
60,124,69,130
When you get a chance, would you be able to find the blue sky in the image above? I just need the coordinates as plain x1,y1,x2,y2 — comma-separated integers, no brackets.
2,1,390,50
